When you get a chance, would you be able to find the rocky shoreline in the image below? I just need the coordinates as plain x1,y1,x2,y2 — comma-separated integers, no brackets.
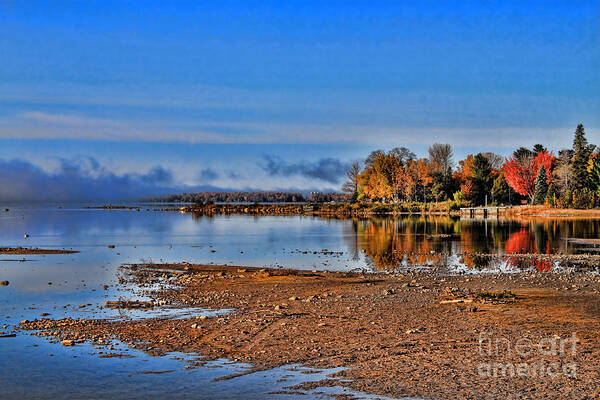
86,203,600,219
18,263,600,399
0,247,79,254
154,202,462,217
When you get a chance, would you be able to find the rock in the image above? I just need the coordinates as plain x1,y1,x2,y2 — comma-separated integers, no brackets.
20,320,29,324
303,295,317,302
288,296,299,301
382,289,394,296
61,340,75,346
24,234,29,238
0,281,8,286
190,323,198,329
108,245,115,249
198,315,207,320
3,208,8,212
439,299,473,304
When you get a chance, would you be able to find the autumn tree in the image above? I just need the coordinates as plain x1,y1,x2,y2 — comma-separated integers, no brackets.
341,161,361,200
428,143,454,174
406,158,433,202
454,154,494,205
555,149,575,195
358,153,404,201
481,152,504,171
388,147,416,165
427,144,456,201
503,151,555,202
364,150,385,169
454,155,473,201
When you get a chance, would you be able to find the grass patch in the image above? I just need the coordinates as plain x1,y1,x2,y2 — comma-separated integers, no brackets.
475,290,518,303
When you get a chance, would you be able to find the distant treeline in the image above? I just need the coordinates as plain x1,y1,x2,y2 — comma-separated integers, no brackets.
145,191,349,204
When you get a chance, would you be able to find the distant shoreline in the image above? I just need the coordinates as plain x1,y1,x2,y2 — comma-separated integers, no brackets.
0,247,79,255
84,202,600,218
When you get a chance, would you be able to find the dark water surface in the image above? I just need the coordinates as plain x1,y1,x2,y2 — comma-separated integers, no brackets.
1,205,599,399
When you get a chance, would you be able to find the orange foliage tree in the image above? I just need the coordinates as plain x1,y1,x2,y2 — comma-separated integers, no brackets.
359,154,433,202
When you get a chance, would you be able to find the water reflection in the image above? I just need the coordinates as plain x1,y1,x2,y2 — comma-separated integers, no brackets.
350,216,600,272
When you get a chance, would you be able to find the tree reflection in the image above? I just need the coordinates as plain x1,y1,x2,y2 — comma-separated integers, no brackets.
351,216,459,270
346,216,600,272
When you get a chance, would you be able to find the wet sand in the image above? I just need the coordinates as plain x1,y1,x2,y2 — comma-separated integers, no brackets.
19,264,600,399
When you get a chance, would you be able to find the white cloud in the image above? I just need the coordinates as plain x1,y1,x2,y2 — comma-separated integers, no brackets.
4,110,596,150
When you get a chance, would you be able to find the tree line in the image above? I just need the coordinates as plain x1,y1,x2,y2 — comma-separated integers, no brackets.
146,191,348,204
342,124,600,209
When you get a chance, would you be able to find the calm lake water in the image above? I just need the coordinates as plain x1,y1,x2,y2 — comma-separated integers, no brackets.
1,205,599,399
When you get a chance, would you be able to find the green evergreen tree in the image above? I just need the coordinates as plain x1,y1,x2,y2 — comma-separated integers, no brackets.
587,154,600,194
533,165,548,205
491,173,510,205
470,153,493,205
572,124,594,190
513,147,534,161
544,183,557,207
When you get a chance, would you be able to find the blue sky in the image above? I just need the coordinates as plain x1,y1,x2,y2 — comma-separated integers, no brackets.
0,1,599,199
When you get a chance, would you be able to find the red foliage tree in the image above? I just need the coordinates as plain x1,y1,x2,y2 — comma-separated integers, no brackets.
503,151,555,201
